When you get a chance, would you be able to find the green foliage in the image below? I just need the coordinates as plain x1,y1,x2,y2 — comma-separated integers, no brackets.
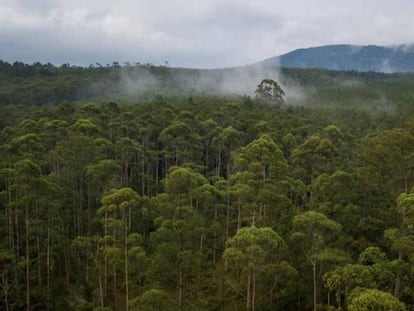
348,288,406,311
292,211,342,253
255,79,285,107
2,65,414,310
129,289,175,311
224,226,284,270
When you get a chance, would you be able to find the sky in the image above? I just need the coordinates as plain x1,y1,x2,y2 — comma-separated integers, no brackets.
0,0,413,68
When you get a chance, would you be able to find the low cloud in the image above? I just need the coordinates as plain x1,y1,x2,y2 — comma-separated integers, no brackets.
0,0,413,68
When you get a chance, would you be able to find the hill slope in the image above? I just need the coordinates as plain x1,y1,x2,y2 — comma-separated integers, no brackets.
1,60,414,115
262,44,414,72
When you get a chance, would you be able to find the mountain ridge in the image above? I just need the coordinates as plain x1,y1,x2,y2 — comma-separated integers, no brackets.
261,44,414,72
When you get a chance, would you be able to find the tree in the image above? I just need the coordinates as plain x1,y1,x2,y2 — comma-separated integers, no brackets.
347,288,406,311
223,226,285,311
129,288,175,311
324,264,375,308
149,166,209,310
13,159,49,311
98,188,141,311
291,211,342,311
357,128,414,206
255,79,285,107
384,189,414,298
148,209,205,310
212,126,241,178
357,247,394,292
291,134,338,187
230,134,290,228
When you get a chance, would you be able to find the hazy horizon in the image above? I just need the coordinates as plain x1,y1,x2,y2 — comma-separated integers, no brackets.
1,0,413,68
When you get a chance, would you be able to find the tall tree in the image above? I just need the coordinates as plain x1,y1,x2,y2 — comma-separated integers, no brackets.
223,226,285,311
255,79,285,107
291,211,342,311
347,288,406,311
98,187,141,311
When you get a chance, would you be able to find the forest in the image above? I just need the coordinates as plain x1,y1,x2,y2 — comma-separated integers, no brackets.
1,61,414,310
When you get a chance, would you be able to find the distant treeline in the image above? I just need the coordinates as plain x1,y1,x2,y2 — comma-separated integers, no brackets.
1,59,414,112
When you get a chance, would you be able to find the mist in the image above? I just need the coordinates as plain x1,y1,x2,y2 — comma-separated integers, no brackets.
113,62,308,104
86,62,398,114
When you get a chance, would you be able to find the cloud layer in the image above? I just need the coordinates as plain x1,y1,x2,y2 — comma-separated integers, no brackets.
1,0,413,68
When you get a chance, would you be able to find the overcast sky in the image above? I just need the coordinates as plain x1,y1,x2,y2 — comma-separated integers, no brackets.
0,0,413,68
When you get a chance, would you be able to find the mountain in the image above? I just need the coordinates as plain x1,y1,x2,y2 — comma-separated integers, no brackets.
262,44,414,72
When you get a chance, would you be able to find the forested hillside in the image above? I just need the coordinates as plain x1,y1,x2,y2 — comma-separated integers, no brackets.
263,44,414,72
1,62,414,310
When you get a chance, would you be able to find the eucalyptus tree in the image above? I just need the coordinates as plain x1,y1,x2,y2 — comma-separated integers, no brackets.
0,248,13,311
149,210,205,310
12,158,53,310
129,288,175,311
114,137,142,188
223,226,285,311
41,119,68,150
76,102,102,124
291,211,342,311
347,288,406,311
291,127,343,189
71,235,107,308
324,264,375,308
53,134,101,236
357,128,414,207
211,126,241,176
149,166,208,309
199,118,221,176
255,79,285,107
281,132,297,158
86,159,121,228
309,170,361,242
8,133,44,160
159,120,201,170
231,134,290,228
192,181,225,264
98,187,141,311
16,119,41,135
54,101,75,122
384,189,414,298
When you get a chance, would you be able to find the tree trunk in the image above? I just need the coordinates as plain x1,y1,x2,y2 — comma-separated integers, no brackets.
113,266,117,311
65,249,70,285
141,158,145,196
155,159,159,194
14,191,20,291
47,225,50,311
246,269,251,311
394,251,403,297
125,218,129,311
178,266,183,311
226,195,230,241
205,143,209,177
237,202,241,231
1,276,10,311
99,273,104,308
313,261,317,311
25,204,30,311
217,148,222,176
104,211,108,297
37,233,41,286
252,271,256,311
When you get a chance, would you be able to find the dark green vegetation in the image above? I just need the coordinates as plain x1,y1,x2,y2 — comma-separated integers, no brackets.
263,44,414,72
2,61,414,310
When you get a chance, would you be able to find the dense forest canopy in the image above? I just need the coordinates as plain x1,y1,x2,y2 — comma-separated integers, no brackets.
1,61,414,310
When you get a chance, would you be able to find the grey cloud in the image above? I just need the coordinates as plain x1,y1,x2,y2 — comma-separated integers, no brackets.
0,0,413,67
